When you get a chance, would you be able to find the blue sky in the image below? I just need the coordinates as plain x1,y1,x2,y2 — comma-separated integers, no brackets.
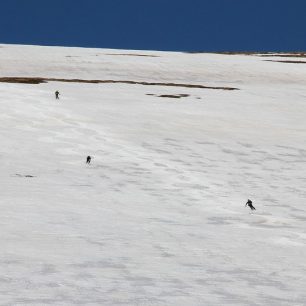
0,0,305,51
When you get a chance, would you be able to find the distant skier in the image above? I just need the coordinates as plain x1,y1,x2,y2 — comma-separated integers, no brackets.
86,156,92,164
55,90,60,99
245,199,256,210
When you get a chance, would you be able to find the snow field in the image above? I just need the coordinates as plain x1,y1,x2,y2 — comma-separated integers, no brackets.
0,44,306,305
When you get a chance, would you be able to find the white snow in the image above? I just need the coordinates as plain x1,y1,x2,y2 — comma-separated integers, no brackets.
0,44,306,305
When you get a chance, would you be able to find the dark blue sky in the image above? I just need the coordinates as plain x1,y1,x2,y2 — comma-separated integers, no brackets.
0,0,305,52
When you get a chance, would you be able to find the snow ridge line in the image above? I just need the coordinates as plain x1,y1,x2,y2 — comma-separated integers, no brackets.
0,77,239,90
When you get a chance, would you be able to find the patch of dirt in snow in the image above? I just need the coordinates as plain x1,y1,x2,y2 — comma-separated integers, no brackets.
146,93,190,99
264,60,306,64
0,77,239,90
13,174,36,178
105,53,159,57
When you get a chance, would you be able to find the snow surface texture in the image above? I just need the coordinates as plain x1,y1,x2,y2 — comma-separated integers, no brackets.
0,44,306,305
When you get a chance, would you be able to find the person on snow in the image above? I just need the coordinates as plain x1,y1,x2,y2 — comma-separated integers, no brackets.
245,199,256,210
86,156,92,164
55,90,60,99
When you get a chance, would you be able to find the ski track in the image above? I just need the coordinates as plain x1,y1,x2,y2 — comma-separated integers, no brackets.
0,45,306,305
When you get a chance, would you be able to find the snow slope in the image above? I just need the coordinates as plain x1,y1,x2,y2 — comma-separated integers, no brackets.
0,44,306,305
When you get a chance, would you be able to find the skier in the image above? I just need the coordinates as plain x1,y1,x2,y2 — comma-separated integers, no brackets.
55,90,60,99
86,156,92,164
245,199,256,210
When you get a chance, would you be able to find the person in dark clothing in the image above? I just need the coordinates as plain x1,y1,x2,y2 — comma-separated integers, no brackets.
245,199,256,210
86,156,92,164
55,91,60,99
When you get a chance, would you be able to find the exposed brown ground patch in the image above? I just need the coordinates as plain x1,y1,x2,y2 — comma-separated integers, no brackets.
0,77,45,84
186,51,266,55
186,52,306,58
106,53,159,58
265,60,306,64
221,52,306,57
260,53,306,58
0,77,239,90
147,94,190,99
14,174,36,178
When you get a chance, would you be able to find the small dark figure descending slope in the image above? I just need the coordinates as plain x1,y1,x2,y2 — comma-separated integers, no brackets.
55,90,60,99
86,156,92,164
245,199,256,210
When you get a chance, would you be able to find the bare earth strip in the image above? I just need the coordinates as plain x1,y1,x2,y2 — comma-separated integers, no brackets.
0,77,239,90
105,53,159,57
186,52,306,58
264,60,306,64
261,53,306,58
